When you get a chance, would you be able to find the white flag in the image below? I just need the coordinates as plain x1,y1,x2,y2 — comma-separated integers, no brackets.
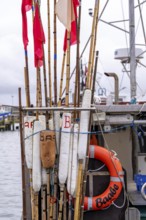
56,0,75,31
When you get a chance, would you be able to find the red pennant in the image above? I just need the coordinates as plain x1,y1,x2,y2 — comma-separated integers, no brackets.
21,0,32,49
63,21,77,52
33,3,45,67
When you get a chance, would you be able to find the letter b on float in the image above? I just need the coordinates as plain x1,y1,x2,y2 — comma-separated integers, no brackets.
63,114,71,129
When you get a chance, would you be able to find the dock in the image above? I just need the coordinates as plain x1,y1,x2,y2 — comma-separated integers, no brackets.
0,105,19,131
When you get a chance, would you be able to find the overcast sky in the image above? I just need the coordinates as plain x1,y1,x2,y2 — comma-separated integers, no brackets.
0,0,146,106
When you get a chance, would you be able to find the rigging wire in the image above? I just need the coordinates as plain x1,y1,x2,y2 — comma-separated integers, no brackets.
137,0,146,44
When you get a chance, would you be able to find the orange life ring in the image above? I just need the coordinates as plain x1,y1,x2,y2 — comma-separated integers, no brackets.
84,145,124,211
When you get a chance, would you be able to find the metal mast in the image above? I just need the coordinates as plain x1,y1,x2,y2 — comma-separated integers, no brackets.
129,0,137,99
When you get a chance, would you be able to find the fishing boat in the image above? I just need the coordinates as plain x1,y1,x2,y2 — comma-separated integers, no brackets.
19,0,146,219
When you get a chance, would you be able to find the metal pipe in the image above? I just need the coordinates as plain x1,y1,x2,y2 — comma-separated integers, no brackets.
104,72,119,104
22,107,96,112
129,0,137,99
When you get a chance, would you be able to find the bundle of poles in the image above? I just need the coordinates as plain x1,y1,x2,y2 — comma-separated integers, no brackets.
19,0,100,220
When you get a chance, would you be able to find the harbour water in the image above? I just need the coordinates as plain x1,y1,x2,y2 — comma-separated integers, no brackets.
0,131,22,220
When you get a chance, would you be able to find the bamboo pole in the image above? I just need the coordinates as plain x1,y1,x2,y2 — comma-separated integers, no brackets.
34,193,39,220
38,4,49,219
89,3,100,89
29,169,35,220
57,31,71,220
58,185,64,220
68,194,72,220
28,3,37,220
91,51,99,102
58,52,66,107
24,67,30,107
62,35,91,97
77,1,82,108
54,0,57,106
47,0,52,107
86,0,100,89
46,169,50,220
47,2,53,218
41,185,47,220
80,51,99,220
65,31,71,107
49,168,55,220
74,1,82,119
24,51,31,107
43,43,48,108
73,159,83,220
36,65,42,109
74,3,100,216
19,88,27,220
35,60,42,220
63,186,67,220
52,168,58,220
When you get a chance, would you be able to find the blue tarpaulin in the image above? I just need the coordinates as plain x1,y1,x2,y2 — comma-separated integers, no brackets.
0,112,11,121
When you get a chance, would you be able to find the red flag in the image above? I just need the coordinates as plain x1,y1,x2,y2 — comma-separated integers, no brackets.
33,3,45,67
22,0,32,11
63,21,77,52
63,0,79,51
21,0,32,49
72,0,79,17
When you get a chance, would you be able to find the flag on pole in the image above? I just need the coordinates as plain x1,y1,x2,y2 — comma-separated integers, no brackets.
63,20,77,51
21,0,32,49
62,0,79,51
56,0,75,31
33,3,45,67
22,0,32,11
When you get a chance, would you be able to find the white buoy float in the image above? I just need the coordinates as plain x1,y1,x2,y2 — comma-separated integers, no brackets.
54,111,60,153
78,89,91,160
24,115,36,169
32,115,46,192
67,123,78,196
58,112,72,185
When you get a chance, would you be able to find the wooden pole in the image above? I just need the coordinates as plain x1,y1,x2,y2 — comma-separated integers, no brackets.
62,35,91,97
29,169,35,220
24,51,31,106
24,67,30,107
47,0,52,107
47,2,52,218
89,3,100,89
34,193,39,220
41,185,47,220
63,186,67,220
77,0,82,108
80,51,99,220
19,88,27,220
35,65,42,220
58,52,66,107
65,31,71,107
36,67,42,109
43,44,48,108
86,0,100,89
54,0,57,106
52,168,58,220
58,185,64,220
46,169,50,220
74,11,81,119
91,51,99,102
74,1,82,119
57,31,71,220
73,159,83,220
